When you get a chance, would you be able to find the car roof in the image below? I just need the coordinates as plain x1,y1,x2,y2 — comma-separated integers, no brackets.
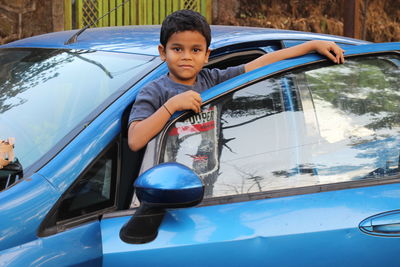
1,25,369,56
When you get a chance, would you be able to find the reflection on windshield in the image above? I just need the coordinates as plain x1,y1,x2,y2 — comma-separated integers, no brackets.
0,48,155,170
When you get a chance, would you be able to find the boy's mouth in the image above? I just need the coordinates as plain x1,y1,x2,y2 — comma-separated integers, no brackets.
179,64,194,69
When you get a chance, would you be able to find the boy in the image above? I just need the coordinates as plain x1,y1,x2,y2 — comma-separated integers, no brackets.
128,9,344,151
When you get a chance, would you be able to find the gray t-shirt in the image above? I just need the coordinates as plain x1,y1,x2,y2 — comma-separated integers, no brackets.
128,65,245,124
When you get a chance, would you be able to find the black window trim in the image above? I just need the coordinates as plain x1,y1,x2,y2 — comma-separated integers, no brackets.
206,49,266,68
200,178,400,207
209,40,282,58
156,51,400,207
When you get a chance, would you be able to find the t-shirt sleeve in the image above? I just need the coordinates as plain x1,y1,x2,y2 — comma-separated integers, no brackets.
202,64,245,88
128,84,163,125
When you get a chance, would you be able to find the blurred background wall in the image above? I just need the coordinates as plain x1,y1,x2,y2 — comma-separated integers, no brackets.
213,0,400,42
0,0,64,44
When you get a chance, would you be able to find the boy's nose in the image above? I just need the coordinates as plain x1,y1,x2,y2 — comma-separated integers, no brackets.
182,50,192,60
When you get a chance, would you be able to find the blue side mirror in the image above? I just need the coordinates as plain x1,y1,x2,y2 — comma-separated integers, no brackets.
120,162,204,244
135,162,204,207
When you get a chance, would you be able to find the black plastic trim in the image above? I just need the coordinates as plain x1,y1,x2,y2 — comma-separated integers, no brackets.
119,204,165,244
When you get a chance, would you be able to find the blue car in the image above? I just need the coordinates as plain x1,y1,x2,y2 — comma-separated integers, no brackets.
1,25,400,266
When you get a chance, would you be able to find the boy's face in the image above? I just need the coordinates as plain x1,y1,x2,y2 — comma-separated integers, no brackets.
158,30,211,85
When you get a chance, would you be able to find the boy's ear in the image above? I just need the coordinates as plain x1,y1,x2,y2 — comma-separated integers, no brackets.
204,48,211,63
158,44,166,61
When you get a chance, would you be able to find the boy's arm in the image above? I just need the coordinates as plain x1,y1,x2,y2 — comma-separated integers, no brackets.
128,90,202,151
245,40,345,73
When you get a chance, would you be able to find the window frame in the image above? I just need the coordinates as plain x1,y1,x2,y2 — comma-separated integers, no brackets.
156,52,400,206
38,138,121,237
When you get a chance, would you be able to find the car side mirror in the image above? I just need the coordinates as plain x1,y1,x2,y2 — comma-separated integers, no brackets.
120,162,204,244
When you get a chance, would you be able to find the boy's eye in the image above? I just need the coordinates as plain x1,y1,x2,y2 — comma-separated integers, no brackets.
193,48,201,53
172,47,182,52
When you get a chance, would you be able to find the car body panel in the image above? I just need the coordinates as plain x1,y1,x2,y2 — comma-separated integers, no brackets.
1,221,102,267
1,25,368,56
0,173,59,251
101,183,400,266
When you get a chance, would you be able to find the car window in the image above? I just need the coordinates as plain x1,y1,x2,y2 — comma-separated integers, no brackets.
160,54,400,199
40,141,118,236
0,48,156,175
57,142,117,221
299,55,400,183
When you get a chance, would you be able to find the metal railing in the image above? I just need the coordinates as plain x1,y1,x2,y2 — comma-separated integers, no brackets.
64,0,212,30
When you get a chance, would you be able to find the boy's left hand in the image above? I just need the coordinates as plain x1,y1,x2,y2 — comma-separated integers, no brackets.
313,40,345,64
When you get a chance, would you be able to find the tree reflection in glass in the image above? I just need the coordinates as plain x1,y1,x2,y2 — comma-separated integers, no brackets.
163,55,400,198
0,48,155,170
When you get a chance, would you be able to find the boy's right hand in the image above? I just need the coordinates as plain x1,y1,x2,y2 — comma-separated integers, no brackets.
165,90,202,114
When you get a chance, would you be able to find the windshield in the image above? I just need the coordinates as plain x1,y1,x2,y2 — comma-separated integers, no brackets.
0,48,156,172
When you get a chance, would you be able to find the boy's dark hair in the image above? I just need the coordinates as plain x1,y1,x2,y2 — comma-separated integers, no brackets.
160,9,211,48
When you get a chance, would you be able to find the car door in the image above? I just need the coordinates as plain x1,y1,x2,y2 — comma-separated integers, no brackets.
100,43,400,266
